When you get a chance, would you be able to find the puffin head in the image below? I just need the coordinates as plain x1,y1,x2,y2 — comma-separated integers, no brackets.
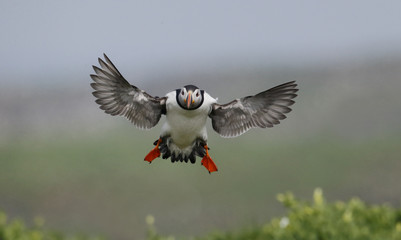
176,85,204,110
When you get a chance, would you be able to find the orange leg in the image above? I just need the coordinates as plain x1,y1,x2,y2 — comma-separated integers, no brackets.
144,138,161,163
201,145,218,173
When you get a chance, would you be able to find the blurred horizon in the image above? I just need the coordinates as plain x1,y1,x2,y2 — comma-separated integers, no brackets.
2,52,400,139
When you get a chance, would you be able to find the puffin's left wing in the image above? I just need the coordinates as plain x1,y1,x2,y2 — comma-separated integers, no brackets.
209,81,298,138
90,54,167,129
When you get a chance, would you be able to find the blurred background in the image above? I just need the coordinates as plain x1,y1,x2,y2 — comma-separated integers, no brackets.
1,1,401,239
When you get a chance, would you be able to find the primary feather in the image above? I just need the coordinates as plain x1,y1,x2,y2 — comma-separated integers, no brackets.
209,81,298,138
90,54,167,129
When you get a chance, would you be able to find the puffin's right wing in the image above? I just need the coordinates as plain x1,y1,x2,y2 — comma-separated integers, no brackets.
209,81,298,138
90,54,167,129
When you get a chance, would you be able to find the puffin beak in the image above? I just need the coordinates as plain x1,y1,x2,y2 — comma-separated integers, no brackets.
187,91,192,108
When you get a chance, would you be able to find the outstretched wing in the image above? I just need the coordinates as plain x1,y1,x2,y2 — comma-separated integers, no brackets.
209,81,298,138
90,54,167,129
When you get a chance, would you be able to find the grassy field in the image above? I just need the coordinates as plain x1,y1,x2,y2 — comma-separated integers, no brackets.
1,126,401,239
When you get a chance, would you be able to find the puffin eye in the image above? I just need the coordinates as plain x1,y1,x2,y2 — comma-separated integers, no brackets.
196,92,199,97
181,90,184,95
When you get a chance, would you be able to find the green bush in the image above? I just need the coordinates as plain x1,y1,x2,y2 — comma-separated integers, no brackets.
0,212,102,240
147,189,401,240
261,189,401,240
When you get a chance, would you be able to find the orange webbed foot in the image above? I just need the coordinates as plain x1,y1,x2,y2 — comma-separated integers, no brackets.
144,138,161,163
201,145,218,173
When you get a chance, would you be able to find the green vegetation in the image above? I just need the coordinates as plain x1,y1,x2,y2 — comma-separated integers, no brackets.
147,189,401,240
2,189,400,240
0,211,102,240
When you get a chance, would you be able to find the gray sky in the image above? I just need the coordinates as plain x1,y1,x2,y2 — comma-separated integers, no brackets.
1,0,401,84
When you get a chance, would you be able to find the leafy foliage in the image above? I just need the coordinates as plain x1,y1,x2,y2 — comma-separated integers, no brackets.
0,212,102,240
147,189,401,240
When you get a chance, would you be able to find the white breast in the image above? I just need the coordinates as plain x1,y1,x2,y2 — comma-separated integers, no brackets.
161,91,217,149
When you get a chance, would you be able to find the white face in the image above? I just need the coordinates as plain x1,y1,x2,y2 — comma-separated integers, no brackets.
178,87,203,110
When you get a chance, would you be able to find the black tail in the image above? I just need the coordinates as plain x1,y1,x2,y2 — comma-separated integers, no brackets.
153,137,207,164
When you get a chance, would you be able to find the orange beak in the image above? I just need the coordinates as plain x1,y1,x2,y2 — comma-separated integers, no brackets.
186,91,192,108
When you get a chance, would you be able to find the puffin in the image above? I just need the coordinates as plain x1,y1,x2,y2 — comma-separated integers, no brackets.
90,54,298,173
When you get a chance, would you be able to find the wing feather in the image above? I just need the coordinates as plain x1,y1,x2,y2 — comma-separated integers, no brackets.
90,54,166,129
209,81,298,137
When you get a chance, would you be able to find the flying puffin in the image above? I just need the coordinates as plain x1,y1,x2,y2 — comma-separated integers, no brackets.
90,54,298,173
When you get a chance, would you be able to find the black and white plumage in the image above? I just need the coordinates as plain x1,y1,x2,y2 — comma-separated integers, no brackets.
90,54,298,173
